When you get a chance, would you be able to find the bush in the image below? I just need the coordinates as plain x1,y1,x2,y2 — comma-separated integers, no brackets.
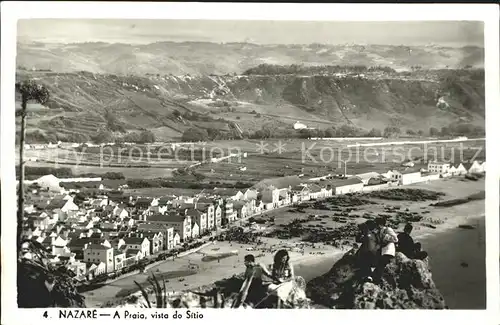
182,127,209,142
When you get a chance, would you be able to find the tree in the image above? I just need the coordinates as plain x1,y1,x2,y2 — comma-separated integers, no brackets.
440,126,450,137
207,128,221,141
417,130,424,136
182,127,209,142
406,129,416,136
324,126,336,138
138,130,156,144
383,126,401,138
472,126,485,136
429,127,440,137
92,129,114,144
366,128,382,137
337,124,358,137
16,80,50,252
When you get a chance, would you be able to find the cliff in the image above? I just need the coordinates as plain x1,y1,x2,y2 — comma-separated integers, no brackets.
306,250,447,309
16,69,484,142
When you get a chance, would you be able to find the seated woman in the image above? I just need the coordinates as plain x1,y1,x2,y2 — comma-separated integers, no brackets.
265,249,303,308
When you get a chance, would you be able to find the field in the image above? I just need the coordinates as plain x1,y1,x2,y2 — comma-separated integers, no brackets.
19,138,485,184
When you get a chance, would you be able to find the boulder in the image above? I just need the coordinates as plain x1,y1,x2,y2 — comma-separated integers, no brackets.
306,251,447,309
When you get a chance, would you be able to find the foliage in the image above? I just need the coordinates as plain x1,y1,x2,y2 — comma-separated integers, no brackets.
18,239,85,308
182,127,209,142
365,128,382,137
92,128,115,144
429,127,440,137
138,130,156,144
16,80,50,106
383,126,401,138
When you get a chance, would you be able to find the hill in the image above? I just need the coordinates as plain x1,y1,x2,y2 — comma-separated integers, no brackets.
15,67,485,143
17,42,484,76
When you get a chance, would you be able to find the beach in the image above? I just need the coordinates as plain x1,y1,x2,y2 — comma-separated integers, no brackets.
84,177,486,309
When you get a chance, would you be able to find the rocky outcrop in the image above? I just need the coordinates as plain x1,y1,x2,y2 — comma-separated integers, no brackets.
306,250,447,309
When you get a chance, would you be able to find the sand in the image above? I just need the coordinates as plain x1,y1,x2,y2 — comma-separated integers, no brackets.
83,177,485,309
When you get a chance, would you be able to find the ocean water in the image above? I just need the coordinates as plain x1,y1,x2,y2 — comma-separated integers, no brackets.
421,218,486,309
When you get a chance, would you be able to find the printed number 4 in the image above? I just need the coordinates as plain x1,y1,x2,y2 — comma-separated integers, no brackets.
43,311,48,318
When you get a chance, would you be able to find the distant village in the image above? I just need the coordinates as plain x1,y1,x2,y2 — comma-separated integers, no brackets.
21,159,485,285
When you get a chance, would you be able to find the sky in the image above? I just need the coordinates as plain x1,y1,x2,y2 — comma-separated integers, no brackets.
17,19,484,47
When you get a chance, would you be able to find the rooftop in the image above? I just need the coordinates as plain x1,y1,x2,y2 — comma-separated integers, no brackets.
86,243,111,250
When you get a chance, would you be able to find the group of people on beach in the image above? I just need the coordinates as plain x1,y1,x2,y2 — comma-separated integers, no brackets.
356,217,428,284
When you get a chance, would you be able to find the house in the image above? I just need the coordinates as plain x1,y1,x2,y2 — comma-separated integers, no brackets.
254,200,265,214
137,223,173,250
123,237,150,258
191,222,200,238
26,215,51,230
158,195,177,207
184,208,207,235
243,189,259,201
466,160,484,174
427,161,451,175
148,205,168,215
307,183,324,199
328,178,364,195
86,261,106,279
66,260,87,279
448,165,457,176
91,198,109,209
113,249,126,271
135,197,158,210
83,244,114,273
277,189,291,206
147,213,192,242
260,188,280,208
50,236,70,256
101,220,120,230
291,184,310,202
139,231,164,254
233,201,248,219
110,238,126,250
223,201,237,223
173,232,181,247
196,203,215,231
125,249,143,263
400,169,422,185
47,197,79,214
453,163,467,176
214,205,222,228
355,172,382,185
113,207,129,219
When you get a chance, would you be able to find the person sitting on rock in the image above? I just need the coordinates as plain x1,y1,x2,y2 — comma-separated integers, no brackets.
355,220,380,282
373,217,398,284
397,223,428,260
266,249,302,308
235,254,273,308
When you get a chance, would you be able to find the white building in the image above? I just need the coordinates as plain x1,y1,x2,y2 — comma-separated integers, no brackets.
293,121,308,130
427,161,451,175
400,169,422,185
354,172,381,185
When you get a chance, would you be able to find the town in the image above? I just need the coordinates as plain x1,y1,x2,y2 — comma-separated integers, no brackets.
20,158,486,289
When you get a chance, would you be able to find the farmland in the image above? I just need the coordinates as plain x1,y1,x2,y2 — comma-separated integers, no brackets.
19,138,485,184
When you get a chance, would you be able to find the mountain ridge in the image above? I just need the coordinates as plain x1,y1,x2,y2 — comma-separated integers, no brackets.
17,41,484,76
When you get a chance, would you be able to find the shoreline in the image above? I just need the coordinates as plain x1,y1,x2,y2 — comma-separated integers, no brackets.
86,179,485,308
